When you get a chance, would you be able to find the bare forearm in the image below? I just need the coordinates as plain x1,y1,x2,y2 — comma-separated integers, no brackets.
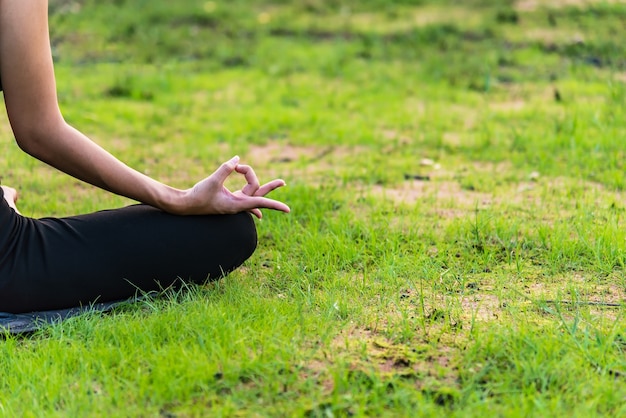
21,121,185,213
14,122,290,217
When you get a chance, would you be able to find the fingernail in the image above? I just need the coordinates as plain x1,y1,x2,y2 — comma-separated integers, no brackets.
231,155,240,163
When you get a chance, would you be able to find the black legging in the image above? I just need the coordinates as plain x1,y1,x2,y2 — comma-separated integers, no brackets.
0,187,257,313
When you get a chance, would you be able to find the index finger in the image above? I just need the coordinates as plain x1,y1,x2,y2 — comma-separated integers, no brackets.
211,156,240,184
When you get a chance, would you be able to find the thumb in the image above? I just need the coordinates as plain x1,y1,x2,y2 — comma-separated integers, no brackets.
212,156,240,184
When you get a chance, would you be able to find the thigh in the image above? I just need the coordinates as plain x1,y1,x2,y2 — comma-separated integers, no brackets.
0,203,257,313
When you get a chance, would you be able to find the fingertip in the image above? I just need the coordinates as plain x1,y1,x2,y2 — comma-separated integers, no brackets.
234,164,249,173
278,203,291,213
273,179,286,189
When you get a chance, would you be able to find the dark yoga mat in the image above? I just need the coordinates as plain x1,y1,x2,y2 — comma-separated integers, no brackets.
0,300,134,335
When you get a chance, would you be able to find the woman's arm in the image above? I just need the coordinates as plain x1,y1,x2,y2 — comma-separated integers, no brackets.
0,0,289,217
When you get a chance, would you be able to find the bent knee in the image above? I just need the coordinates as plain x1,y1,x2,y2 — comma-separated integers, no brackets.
234,212,258,260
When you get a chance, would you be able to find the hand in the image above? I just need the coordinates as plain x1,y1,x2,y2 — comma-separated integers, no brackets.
1,185,21,215
177,156,290,218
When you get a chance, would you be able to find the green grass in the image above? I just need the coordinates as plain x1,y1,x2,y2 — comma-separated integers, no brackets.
1,0,626,416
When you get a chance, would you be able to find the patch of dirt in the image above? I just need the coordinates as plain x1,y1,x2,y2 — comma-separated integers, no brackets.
242,141,369,183
516,0,626,11
523,275,626,305
367,161,523,215
299,359,335,393
368,169,626,222
370,181,493,212
518,274,625,321
411,7,474,27
489,100,526,112
325,6,478,35
397,287,505,325
461,294,503,321
380,129,414,144
442,132,463,147
328,326,460,387
523,28,585,44
245,142,331,166
405,98,427,115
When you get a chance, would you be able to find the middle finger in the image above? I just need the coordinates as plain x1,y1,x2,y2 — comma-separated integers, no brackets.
235,164,261,196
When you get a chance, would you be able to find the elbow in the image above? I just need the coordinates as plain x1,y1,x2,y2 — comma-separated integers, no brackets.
14,130,46,158
14,133,36,156
6,96,67,158
13,118,67,159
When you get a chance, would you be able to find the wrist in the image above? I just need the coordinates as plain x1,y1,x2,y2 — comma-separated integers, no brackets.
154,184,189,215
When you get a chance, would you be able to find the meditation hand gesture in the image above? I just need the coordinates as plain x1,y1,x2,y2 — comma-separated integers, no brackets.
177,156,290,219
